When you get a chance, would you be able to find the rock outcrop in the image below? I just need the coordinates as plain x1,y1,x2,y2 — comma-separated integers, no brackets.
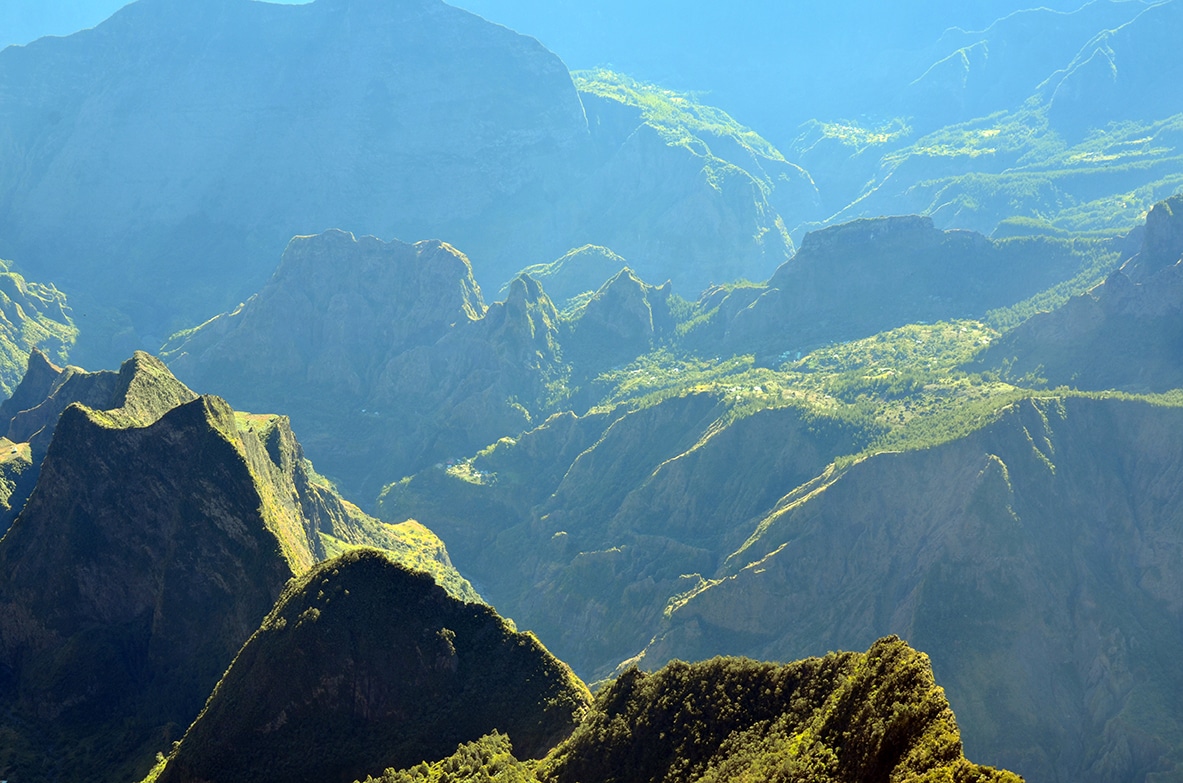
153,549,590,783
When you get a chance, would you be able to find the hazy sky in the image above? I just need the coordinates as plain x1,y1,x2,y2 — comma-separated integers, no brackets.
1,0,1092,135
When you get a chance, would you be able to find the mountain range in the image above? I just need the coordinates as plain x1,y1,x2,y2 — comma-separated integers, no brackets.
0,354,474,782
2,1,1183,782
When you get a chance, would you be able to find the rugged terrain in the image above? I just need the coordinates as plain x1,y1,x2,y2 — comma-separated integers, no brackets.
152,549,589,783
0,356,474,783
979,194,1183,390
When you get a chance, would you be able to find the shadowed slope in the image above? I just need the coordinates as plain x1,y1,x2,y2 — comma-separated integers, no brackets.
154,549,590,783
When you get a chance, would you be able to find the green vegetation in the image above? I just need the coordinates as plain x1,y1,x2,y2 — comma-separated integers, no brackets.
152,550,591,783
850,108,1183,235
362,733,535,783
355,639,1018,783
574,69,787,165
0,259,76,396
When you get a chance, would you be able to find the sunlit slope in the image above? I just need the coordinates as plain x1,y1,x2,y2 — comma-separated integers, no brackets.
0,258,75,396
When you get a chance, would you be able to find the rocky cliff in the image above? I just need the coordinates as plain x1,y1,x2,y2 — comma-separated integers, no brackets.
164,230,563,502
0,0,813,365
380,392,873,679
152,549,590,783
0,350,197,530
979,195,1183,391
702,215,1097,356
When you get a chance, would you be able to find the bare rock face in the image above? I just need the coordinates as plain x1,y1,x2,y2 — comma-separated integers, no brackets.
165,230,563,503
153,549,591,783
979,195,1183,391
0,0,813,366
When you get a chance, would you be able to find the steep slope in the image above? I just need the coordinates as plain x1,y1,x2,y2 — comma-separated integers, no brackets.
380,393,873,678
979,194,1183,390
569,71,818,292
792,2,1183,238
164,230,562,502
561,267,675,383
513,244,630,307
0,0,813,365
0,257,75,396
697,215,1114,356
152,549,590,783
0,369,475,782
634,395,1183,783
357,639,1019,783
0,350,197,529
541,638,1018,783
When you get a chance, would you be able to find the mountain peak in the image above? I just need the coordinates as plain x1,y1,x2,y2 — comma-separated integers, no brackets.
154,548,589,783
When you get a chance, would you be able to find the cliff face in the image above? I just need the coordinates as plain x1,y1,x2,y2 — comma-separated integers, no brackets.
638,395,1183,783
562,267,674,380
0,0,587,362
0,0,814,366
979,195,1183,391
710,216,1092,355
165,230,563,502
0,356,476,782
153,549,590,783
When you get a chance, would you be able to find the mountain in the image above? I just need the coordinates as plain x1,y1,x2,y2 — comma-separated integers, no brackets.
150,548,591,783
789,2,1183,238
512,245,630,307
0,257,75,397
0,350,197,529
379,392,874,679
690,215,1120,357
978,194,1183,390
561,267,675,384
0,0,811,366
0,359,475,782
631,395,1183,783
357,638,1018,783
164,230,564,502
540,637,1018,783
